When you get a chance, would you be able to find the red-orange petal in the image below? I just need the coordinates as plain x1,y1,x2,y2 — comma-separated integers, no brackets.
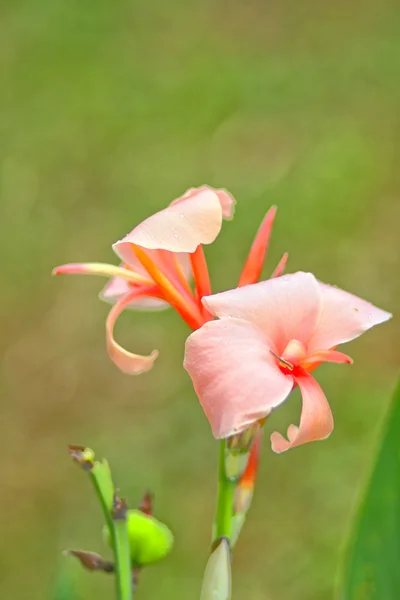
271,252,289,278
238,206,277,287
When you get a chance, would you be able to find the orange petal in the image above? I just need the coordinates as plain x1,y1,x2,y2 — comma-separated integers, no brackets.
270,369,334,453
132,245,204,330
234,432,262,514
271,252,288,278
238,206,277,287
106,288,159,375
190,245,212,318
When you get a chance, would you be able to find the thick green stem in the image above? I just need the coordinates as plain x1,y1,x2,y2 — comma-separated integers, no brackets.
214,440,236,541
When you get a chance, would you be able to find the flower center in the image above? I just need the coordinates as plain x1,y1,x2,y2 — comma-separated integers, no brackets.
271,339,307,374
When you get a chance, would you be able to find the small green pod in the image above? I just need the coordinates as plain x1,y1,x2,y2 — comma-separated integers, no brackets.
104,509,174,567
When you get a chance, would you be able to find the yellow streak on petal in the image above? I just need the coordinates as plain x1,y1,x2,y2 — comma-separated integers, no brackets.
53,262,153,287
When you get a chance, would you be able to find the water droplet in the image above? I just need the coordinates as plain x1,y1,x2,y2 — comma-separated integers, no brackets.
173,232,179,239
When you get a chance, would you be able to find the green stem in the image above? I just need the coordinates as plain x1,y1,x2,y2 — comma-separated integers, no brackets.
87,459,133,600
113,517,134,600
214,440,236,541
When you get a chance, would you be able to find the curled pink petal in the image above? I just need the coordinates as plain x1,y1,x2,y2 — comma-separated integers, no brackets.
106,289,159,375
270,370,334,453
100,277,169,311
184,318,293,438
179,185,236,219
308,282,392,352
113,187,229,258
202,272,322,353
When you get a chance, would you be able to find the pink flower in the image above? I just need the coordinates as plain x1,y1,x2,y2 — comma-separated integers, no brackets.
53,186,235,374
184,272,392,452
53,185,285,375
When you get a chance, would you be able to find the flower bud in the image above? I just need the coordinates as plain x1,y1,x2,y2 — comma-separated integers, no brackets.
104,509,173,567
200,538,231,600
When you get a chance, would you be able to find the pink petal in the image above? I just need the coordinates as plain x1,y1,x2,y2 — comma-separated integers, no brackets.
101,277,169,311
308,282,392,352
300,349,353,370
113,187,227,258
184,318,293,439
202,272,322,354
106,290,159,375
270,370,334,453
179,185,236,219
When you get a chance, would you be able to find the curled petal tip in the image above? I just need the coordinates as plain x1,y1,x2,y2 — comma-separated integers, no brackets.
106,289,160,375
52,264,82,276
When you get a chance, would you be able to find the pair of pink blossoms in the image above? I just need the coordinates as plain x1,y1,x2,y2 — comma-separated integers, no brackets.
54,186,391,453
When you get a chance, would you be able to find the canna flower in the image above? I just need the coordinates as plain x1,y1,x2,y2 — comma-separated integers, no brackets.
184,272,392,453
53,186,285,375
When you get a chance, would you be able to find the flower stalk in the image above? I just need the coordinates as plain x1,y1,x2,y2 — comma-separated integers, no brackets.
67,446,133,600
214,440,237,542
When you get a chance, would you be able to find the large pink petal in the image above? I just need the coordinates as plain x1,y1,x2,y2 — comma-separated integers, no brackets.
179,185,236,219
113,187,226,259
184,318,293,439
106,289,159,375
101,277,169,310
202,272,322,354
308,282,392,352
270,370,334,453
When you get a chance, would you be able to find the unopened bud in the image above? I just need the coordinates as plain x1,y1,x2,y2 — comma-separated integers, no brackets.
104,509,173,567
200,538,231,600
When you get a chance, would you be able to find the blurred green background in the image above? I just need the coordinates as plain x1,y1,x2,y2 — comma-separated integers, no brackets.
0,0,398,598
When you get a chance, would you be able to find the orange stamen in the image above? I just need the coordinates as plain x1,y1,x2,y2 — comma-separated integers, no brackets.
132,245,204,330
270,349,294,371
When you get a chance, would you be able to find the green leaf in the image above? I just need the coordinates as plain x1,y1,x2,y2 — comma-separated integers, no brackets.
336,380,400,600
52,561,79,600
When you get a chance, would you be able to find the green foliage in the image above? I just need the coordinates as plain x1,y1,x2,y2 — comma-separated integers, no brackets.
336,380,400,600
52,563,79,600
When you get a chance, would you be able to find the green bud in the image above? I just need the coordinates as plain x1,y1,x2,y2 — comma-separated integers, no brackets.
104,509,173,567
